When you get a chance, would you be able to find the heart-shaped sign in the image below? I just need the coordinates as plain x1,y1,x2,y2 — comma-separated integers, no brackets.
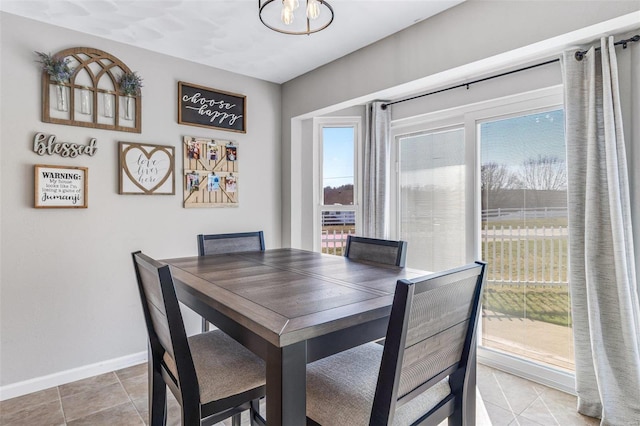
122,144,174,194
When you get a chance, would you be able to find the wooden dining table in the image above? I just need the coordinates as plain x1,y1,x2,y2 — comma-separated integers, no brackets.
162,248,428,426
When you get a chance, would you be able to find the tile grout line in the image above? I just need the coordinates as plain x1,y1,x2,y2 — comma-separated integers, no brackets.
531,386,561,425
62,372,141,425
114,371,147,425
492,371,521,425
56,385,68,426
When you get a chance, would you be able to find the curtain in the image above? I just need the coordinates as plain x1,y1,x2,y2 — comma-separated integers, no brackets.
563,36,640,424
363,101,391,238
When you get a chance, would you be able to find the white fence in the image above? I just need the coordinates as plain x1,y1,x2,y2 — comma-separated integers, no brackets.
321,228,355,255
318,210,569,286
482,207,567,221
482,224,568,287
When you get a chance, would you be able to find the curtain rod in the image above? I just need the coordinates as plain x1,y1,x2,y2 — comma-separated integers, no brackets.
575,34,640,60
381,34,639,110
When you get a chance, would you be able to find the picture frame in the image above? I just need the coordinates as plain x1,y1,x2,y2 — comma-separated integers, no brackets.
34,164,88,208
178,81,246,133
119,142,175,195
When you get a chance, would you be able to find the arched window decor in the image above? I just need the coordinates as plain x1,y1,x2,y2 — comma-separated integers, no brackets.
41,47,141,133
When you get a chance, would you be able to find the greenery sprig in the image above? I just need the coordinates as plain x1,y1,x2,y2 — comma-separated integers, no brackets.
118,72,143,96
35,51,74,83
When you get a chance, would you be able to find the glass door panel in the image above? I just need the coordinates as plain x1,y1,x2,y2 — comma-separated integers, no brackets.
479,109,574,371
398,127,466,272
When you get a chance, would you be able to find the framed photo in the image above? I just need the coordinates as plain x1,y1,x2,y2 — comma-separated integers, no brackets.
119,142,175,195
178,81,246,133
34,164,88,208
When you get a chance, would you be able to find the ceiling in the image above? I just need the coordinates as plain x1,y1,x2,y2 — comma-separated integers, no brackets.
0,0,464,84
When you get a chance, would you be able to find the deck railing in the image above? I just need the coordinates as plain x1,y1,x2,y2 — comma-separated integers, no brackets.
320,228,355,256
482,224,568,287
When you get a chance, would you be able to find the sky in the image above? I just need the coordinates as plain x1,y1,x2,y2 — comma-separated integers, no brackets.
321,108,566,188
480,108,566,167
323,126,355,188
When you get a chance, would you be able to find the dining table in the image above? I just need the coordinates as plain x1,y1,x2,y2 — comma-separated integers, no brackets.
162,248,429,426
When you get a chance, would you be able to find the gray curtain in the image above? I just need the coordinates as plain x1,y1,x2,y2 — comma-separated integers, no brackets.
363,101,391,238
563,37,640,424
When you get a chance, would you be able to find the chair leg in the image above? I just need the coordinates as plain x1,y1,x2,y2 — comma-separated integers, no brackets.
231,413,242,426
148,364,167,426
250,399,266,426
201,317,209,332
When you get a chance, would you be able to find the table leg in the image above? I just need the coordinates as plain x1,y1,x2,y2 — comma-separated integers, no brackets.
266,341,306,426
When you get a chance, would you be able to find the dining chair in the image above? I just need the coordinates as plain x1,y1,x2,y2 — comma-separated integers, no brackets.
306,261,487,426
132,251,266,426
197,231,265,256
344,235,408,267
197,231,265,332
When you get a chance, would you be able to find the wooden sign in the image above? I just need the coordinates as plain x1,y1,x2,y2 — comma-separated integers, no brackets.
119,142,175,195
34,164,88,208
182,136,238,208
178,82,246,133
33,132,98,157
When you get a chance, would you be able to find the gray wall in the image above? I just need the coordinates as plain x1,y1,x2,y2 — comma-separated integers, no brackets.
281,0,640,247
0,12,281,388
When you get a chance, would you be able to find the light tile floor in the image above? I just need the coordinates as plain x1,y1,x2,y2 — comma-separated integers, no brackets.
0,363,600,425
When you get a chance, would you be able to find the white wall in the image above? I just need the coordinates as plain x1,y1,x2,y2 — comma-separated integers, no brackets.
0,12,281,394
281,0,640,247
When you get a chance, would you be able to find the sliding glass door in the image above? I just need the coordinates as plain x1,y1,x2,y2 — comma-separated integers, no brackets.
392,88,574,389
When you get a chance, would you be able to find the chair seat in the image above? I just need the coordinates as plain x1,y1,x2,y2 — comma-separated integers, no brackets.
164,330,266,404
306,342,450,426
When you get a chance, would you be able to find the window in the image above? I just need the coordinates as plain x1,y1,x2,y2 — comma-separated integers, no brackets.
314,119,361,255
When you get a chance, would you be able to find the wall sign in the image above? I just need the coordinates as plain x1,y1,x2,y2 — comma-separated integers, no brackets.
182,136,238,208
178,82,246,133
33,132,98,157
118,142,175,195
34,164,88,208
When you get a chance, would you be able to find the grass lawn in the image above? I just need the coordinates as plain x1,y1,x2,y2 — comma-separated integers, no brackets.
483,283,572,327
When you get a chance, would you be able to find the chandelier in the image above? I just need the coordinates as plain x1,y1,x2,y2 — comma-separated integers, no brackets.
258,0,334,35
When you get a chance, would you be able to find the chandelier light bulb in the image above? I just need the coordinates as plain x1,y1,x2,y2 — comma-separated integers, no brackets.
281,5,294,24
306,0,320,19
284,0,299,10
259,0,334,35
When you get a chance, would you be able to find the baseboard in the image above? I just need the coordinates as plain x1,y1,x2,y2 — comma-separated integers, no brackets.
0,351,147,401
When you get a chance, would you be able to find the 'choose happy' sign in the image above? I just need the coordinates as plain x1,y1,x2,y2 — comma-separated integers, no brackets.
178,82,246,133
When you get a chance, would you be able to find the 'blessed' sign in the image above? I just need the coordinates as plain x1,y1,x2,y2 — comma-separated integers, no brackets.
178,82,246,133
33,133,97,157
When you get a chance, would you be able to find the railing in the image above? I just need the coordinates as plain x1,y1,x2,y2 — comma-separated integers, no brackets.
482,224,568,287
482,207,567,221
320,228,355,256
321,211,356,226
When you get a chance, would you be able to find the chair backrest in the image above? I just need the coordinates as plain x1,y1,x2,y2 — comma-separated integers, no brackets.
197,231,265,256
131,251,199,402
371,261,487,425
344,235,408,267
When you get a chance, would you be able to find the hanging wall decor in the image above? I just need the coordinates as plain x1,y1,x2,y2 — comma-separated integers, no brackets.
34,164,88,208
178,82,246,133
38,47,142,133
182,136,239,208
119,142,175,195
